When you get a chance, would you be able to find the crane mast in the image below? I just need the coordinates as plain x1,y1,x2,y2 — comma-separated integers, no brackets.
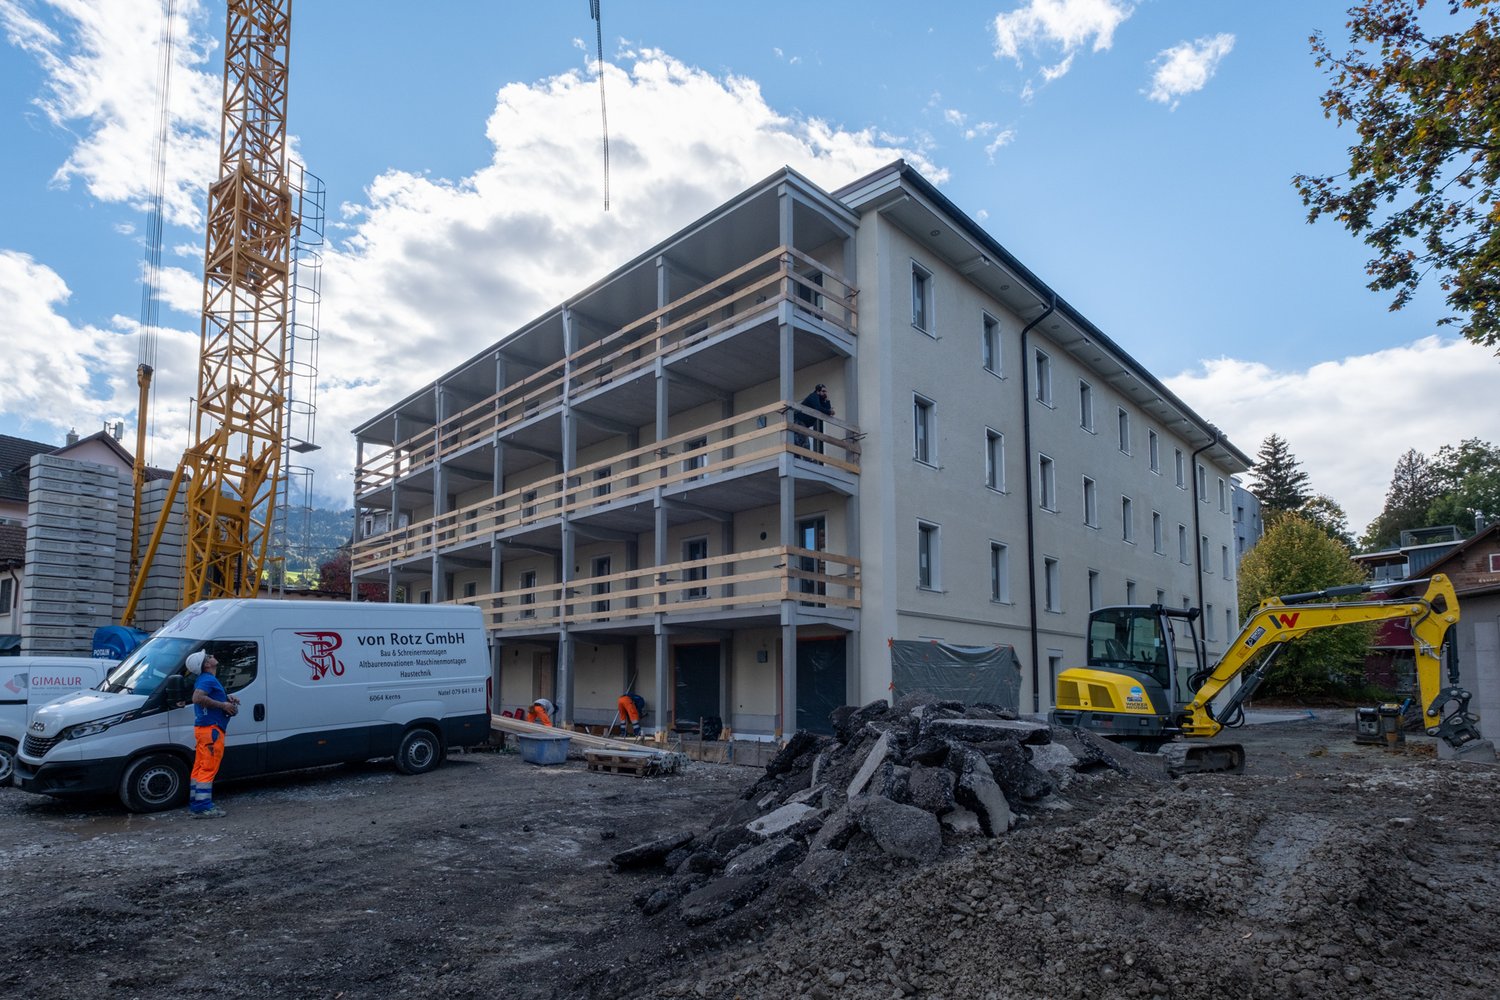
125,0,293,623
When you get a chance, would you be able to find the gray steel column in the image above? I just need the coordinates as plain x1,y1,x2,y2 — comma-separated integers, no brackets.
558,307,578,725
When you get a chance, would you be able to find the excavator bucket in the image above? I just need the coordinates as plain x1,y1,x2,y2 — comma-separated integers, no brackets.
1167,743,1246,777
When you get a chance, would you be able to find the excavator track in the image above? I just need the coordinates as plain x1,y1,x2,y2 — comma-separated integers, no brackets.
1160,741,1245,777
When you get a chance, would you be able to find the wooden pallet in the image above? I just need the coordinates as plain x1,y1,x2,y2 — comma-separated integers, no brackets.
585,750,656,777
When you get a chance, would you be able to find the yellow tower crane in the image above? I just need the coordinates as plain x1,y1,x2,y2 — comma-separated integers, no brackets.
125,0,294,624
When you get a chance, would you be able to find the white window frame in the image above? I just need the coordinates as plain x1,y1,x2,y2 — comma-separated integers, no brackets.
1039,454,1057,511
1126,579,1138,604
1222,544,1231,578
1206,604,1217,641
1121,496,1134,543
918,520,941,590
1197,463,1208,499
1218,476,1228,512
1175,448,1186,489
911,261,933,334
1079,380,1094,432
1044,557,1061,612
1082,476,1098,527
985,428,1005,492
1149,430,1160,474
1117,407,1131,454
982,312,1001,376
1152,511,1164,554
989,541,1010,603
1088,569,1101,610
1034,349,1053,406
913,393,936,465
1178,524,1190,564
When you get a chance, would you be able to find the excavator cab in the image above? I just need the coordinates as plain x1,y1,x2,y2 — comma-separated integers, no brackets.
1053,604,1204,750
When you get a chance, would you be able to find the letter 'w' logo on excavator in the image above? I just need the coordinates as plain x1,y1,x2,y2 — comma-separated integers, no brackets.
296,631,346,681
1272,612,1300,629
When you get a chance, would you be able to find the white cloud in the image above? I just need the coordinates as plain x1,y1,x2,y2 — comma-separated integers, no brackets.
2,7,935,507
1165,337,1500,535
1147,33,1234,108
993,0,1134,82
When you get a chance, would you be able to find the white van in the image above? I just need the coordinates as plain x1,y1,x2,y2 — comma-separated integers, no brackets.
14,600,492,812
1,656,115,786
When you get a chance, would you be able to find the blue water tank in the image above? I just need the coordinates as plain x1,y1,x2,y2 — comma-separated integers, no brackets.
93,626,150,660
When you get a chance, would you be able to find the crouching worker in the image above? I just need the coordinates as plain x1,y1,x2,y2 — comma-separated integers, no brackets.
616,693,645,737
187,650,239,818
526,698,555,727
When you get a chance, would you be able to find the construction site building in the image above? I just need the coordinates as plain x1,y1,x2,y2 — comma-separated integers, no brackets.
350,160,1251,736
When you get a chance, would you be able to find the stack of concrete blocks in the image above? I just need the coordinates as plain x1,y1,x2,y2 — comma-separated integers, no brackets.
20,455,131,656
130,477,188,632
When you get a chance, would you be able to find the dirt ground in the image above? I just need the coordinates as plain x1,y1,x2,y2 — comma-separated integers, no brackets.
2,713,1498,1000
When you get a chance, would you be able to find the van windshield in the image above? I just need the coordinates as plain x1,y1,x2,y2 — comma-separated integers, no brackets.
101,638,197,697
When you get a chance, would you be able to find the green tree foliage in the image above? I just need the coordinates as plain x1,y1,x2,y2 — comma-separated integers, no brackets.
1426,438,1500,528
1301,493,1357,548
1250,434,1312,518
1238,515,1374,698
1294,0,1500,349
1361,447,1439,548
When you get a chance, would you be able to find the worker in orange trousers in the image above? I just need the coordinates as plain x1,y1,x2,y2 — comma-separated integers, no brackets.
616,693,644,737
526,698,555,727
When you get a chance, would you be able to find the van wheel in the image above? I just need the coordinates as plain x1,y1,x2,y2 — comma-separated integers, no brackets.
120,754,189,813
395,727,443,775
0,738,16,785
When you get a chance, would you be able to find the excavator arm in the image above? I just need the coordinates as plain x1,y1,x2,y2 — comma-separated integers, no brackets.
1182,575,1487,756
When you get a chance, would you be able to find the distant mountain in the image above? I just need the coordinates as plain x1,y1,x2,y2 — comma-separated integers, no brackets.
272,507,354,585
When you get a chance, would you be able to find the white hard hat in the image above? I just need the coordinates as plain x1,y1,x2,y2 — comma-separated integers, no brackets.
185,651,206,675
533,698,555,715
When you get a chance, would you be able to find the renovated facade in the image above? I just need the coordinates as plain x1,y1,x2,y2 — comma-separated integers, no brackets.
350,161,1250,736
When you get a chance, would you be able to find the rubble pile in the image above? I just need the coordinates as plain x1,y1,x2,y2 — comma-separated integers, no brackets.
611,695,1160,926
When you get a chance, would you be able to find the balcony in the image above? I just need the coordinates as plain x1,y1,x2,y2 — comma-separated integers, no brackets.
454,545,860,634
355,246,856,496
351,399,860,575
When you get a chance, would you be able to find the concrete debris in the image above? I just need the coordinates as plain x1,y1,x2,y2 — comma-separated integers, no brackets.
614,694,1140,926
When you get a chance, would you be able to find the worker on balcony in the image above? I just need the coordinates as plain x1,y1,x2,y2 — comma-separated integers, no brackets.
615,692,645,737
793,383,834,457
526,698,555,727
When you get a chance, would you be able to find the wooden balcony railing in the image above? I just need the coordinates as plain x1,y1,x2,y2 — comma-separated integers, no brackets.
356,246,856,494
448,545,859,632
351,399,859,574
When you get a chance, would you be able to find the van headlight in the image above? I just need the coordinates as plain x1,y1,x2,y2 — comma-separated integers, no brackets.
63,713,134,740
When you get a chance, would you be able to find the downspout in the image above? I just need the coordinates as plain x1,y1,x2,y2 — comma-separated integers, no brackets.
1019,293,1056,713
1190,429,1220,660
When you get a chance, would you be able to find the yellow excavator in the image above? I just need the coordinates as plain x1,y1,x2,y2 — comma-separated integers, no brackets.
1050,574,1494,770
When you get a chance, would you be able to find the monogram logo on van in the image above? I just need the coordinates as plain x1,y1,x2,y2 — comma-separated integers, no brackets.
167,602,213,634
296,631,346,681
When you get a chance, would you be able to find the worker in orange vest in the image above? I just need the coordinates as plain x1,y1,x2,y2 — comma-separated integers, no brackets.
615,692,644,737
526,698,555,727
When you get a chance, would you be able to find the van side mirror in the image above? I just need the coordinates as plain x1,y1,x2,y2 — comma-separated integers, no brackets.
161,674,191,706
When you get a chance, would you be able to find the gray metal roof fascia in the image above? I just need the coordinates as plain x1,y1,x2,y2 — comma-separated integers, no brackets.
839,160,1252,472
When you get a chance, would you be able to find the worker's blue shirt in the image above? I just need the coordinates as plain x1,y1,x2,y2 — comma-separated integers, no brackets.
193,673,230,731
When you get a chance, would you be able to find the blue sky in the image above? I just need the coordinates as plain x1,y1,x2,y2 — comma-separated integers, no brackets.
1,0,1496,535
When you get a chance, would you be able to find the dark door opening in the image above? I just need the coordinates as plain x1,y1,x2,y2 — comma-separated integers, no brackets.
673,643,720,732
796,636,846,734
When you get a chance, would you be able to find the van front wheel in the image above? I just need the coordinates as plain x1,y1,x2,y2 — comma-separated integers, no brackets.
120,754,188,813
0,738,17,785
395,727,443,775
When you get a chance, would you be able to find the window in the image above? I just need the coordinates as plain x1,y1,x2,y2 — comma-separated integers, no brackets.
520,570,537,618
1222,545,1231,578
918,521,940,590
1196,463,1208,499
911,262,932,333
982,313,1000,374
1206,604,1217,640
0,577,10,615
799,516,828,605
1126,579,1138,604
594,466,612,498
1039,454,1056,510
522,489,538,519
913,395,935,464
1156,589,1166,605
419,590,431,605
1175,449,1186,488
1178,524,1190,563
1044,557,1060,612
1149,430,1160,473
1218,477,1228,512
463,581,477,599
684,437,708,480
1121,496,1134,542
1226,608,1234,643
1083,476,1098,527
592,555,612,613
683,537,708,599
985,429,1005,491
1153,511,1164,554
990,542,1010,603
1117,408,1130,454
1034,350,1053,405
1201,535,1211,568
1088,569,1101,610
1079,380,1094,431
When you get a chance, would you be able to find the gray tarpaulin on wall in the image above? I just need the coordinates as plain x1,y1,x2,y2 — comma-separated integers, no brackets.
889,639,1021,711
